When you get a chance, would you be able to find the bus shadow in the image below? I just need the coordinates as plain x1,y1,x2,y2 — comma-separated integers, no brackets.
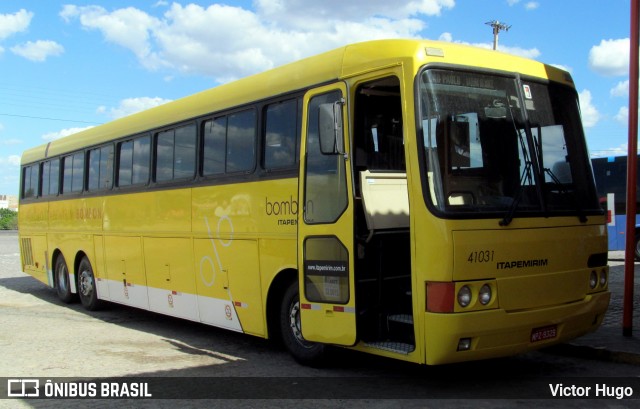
0,274,593,383
0,274,284,366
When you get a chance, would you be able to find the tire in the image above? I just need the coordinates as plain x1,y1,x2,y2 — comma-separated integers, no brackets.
54,254,76,303
279,281,326,366
635,235,640,261
78,257,103,311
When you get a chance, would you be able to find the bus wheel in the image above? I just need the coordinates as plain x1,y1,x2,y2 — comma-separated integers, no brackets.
78,257,102,311
54,254,76,303
635,235,640,260
280,281,326,366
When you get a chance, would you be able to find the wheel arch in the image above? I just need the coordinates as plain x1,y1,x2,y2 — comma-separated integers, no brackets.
74,250,90,290
266,268,297,343
51,248,64,288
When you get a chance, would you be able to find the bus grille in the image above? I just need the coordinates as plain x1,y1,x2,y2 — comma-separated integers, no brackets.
21,238,34,266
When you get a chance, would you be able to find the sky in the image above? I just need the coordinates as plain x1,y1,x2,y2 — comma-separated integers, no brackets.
0,0,633,196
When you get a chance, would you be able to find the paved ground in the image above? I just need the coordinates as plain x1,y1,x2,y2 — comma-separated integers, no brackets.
566,250,640,363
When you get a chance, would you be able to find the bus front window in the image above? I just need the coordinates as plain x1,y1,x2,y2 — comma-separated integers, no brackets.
419,69,600,222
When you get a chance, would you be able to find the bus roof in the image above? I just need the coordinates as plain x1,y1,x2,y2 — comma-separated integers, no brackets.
21,38,572,165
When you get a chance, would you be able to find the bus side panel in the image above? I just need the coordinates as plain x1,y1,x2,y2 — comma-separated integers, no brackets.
144,237,199,321
222,239,264,336
19,234,50,286
193,237,242,332
104,235,149,310
93,235,110,301
104,190,192,234
18,202,50,285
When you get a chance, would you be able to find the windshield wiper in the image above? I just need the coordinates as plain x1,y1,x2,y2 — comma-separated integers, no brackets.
499,160,532,226
543,167,588,223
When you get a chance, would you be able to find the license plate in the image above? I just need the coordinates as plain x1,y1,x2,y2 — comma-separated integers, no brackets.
530,325,557,342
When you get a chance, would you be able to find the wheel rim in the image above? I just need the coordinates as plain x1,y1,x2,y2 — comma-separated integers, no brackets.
79,269,94,298
288,299,313,348
57,263,68,293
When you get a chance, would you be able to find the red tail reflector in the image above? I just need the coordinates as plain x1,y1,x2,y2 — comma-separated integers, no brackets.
426,282,455,313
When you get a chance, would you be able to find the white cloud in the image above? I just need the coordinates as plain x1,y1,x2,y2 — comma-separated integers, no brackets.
255,0,454,26
0,9,33,41
42,126,94,142
0,155,21,167
525,2,539,10
59,1,455,82
615,106,628,125
469,41,541,59
10,40,64,62
61,5,163,69
497,45,540,59
8,155,21,166
434,32,540,59
438,32,453,42
591,143,628,158
589,38,629,76
550,63,572,73
611,80,629,98
578,89,600,128
97,97,172,119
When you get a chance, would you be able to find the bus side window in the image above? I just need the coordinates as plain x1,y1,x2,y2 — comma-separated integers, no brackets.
21,164,40,199
62,152,84,194
263,98,299,171
88,145,114,191
117,135,150,187
227,110,256,173
155,123,197,182
202,117,226,176
41,159,60,197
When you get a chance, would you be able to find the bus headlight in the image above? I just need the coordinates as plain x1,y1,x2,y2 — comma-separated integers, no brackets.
457,285,472,308
589,270,598,289
479,284,492,305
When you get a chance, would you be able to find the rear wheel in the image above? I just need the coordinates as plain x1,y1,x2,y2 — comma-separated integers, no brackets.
279,281,326,366
54,255,76,303
78,257,103,311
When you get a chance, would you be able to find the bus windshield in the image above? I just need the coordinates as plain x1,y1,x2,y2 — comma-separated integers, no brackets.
419,68,600,222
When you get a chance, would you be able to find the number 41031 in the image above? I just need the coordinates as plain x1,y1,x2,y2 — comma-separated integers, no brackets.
468,250,494,263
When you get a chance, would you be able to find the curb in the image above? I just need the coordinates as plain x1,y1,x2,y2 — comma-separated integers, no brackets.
545,343,640,366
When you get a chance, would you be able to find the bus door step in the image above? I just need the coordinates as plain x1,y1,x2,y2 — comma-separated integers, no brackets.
387,314,413,325
364,341,415,355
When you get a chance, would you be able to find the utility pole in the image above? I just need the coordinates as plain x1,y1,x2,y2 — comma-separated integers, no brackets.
623,0,638,337
486,20,511,50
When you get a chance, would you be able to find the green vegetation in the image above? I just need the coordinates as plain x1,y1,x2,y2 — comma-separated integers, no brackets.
0,208,18,230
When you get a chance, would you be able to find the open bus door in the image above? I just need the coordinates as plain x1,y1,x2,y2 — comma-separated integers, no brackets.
296,83,357,346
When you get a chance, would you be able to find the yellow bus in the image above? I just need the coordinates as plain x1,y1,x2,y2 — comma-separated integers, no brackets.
18,39,610,365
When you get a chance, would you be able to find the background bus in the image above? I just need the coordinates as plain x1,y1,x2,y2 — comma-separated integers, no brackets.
19,39,609,366
591,155,640,258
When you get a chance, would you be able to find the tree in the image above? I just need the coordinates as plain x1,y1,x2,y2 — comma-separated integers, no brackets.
0,208,18,230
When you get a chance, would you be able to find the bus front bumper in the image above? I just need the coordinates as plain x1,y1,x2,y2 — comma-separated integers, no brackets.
423,290,611,365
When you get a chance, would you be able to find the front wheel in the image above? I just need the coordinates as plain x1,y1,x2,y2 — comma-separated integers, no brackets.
279,281,326,366
78,257,103,311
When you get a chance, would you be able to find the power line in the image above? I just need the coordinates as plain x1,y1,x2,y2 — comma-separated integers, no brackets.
0,112,102,125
